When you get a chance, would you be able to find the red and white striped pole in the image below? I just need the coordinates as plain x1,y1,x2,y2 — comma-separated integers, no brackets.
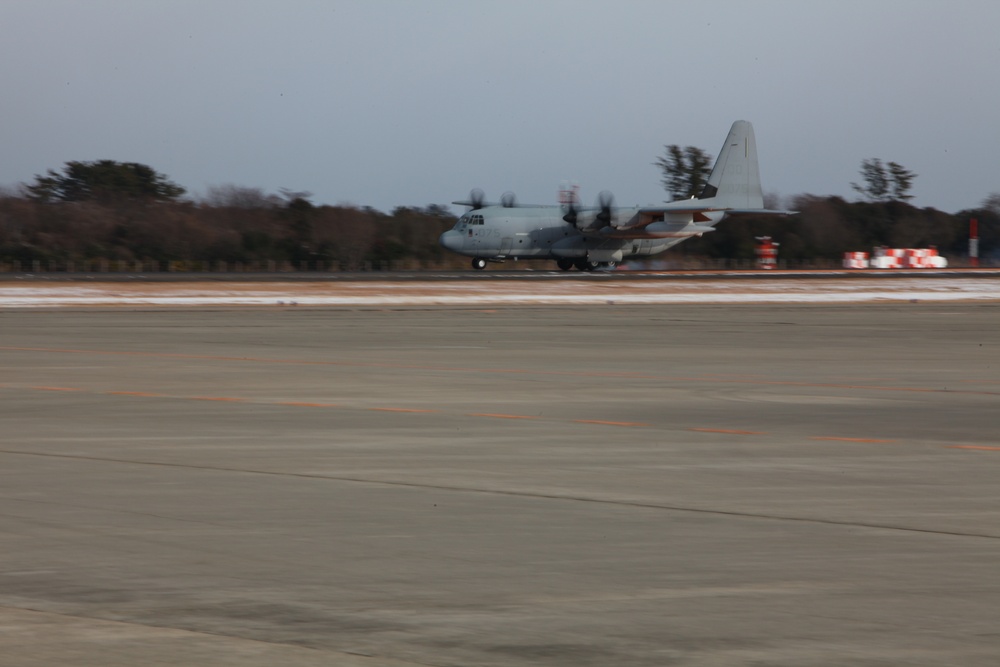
970,218,979,268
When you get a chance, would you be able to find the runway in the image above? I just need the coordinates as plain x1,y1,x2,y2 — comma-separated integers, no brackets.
2,302,1000,665
2,272,1000,306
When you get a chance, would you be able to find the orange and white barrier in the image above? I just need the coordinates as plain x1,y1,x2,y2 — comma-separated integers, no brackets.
903,248,947,268
867,248,947,269
870,248,904,269
755,237,779,270
843,252,869,269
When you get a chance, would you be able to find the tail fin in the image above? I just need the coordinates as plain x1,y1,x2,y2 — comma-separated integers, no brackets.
698,120,763,208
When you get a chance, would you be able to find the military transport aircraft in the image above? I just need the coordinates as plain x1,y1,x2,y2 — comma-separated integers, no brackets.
439,120,793,270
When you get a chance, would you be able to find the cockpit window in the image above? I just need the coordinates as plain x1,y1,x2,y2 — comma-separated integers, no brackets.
454,213,484,230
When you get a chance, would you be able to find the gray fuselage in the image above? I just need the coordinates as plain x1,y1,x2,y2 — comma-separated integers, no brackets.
439,206,697,265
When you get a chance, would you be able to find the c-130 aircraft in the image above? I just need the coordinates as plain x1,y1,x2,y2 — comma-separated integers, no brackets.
439,121,793,270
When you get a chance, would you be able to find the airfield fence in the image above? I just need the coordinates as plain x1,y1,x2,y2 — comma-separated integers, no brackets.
0,259,442,273
0,256,990,274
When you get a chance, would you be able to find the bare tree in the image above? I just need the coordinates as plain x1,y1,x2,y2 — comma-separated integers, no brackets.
851,158,890,201
981,193,1000,214
886,162,916,202
654,145,713,201
852,158,916,202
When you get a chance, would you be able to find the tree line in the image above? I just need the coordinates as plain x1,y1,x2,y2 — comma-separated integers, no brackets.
0,159,997,270
653,145,997,266
1,162,462,270
665,196,996,267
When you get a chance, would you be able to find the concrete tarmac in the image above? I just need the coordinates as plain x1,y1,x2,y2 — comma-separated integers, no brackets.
1,303,999,666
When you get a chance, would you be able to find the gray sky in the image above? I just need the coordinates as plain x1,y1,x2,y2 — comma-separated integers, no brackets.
1,0,997,214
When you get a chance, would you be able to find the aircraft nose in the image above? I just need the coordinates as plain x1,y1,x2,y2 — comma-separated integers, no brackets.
439,230,462,251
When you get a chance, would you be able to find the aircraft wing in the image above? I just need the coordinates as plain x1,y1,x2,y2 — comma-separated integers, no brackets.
583,205,796,239
451,200,554,209
629,205,797,218
714,208,798,216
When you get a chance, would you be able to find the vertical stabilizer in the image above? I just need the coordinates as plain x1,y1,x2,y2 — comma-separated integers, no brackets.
698,120,763,208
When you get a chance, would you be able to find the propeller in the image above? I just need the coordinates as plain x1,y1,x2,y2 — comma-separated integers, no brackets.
563,201,578,227
561,188,580,226
595,190,615,227
559,182,580,226
469,188,486,210
500,191,517,208
562,200,579,226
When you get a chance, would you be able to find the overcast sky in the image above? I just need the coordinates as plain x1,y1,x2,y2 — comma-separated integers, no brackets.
1,1,997,214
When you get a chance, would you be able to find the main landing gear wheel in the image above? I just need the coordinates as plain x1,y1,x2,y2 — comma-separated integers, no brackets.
556,258,574,271
471,258,488,270
574,258,601,272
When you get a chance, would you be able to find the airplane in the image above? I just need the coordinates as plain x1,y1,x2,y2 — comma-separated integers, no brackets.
439,120,794,270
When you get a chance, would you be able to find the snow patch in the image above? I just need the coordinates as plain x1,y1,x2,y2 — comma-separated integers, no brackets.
0,278,998,307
